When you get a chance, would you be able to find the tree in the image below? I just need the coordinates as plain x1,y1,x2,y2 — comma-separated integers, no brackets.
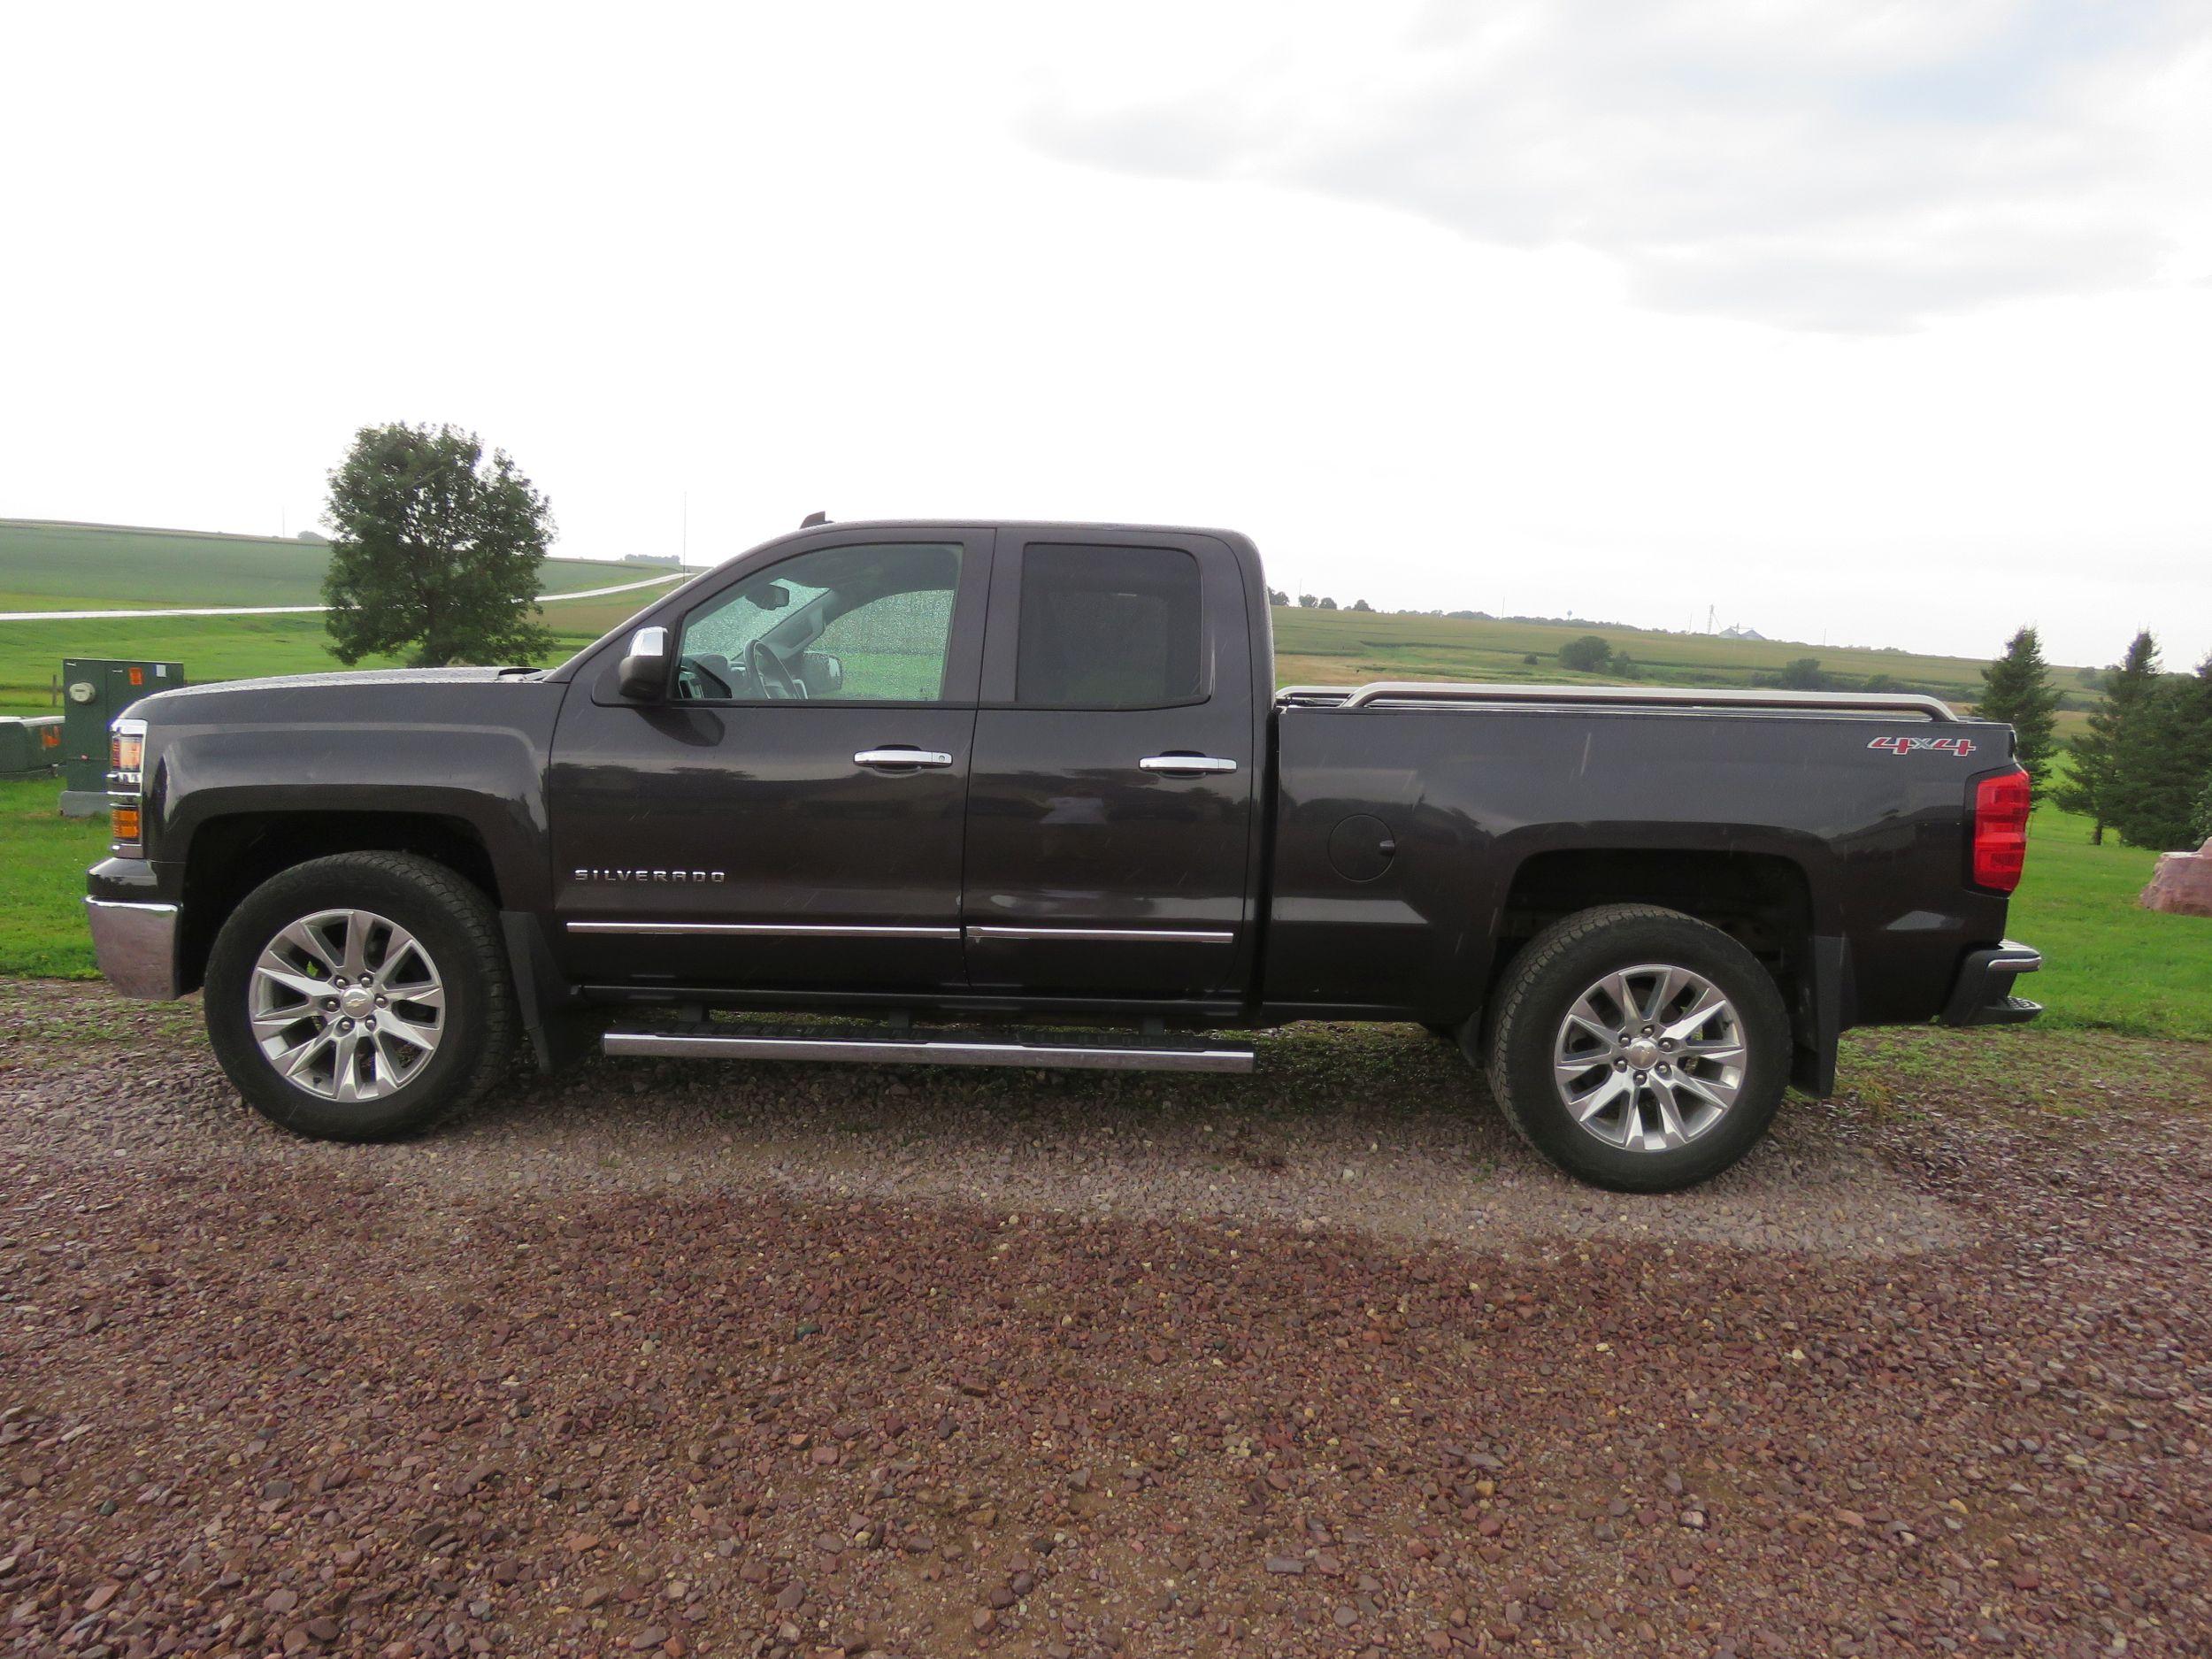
2110,651,2212,849
2192,764,2212,846
322,423,556,667
2057,631,2159,846
1977,626,2062,798
1266,587,1289,607
1297,594,1318,609
1558,634,1612,672
1351,597,1373,612
1778,657,1825,690
1318,596,1339,611
1521,652,1540,666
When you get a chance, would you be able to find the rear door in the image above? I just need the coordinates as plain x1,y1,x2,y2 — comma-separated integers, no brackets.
961,534,1258,998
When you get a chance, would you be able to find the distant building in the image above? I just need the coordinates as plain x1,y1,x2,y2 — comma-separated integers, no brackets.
624,553,684,566
1719,625,1766,641
295,529,330,544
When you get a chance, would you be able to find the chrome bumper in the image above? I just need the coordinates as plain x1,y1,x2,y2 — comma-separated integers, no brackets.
84,898,180,1000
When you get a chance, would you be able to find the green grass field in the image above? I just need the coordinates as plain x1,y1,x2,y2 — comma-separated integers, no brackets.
0,519,669,712
6,771,2201,1041
7,517,2110,720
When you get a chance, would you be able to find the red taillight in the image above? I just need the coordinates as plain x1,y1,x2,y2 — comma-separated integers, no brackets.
1972,771,2032,893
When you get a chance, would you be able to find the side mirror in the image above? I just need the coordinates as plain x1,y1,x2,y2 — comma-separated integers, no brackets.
618,626,671,702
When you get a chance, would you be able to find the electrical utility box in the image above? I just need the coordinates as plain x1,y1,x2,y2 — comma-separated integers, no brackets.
58,657,184,816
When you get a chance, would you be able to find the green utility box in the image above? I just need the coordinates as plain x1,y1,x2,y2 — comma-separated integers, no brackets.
58,657,184,816
0,715,63,780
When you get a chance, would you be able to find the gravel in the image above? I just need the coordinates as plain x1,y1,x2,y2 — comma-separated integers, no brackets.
4,979,2209,1657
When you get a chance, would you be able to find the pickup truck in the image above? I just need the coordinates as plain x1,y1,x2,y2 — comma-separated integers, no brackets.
84,519,2042,1190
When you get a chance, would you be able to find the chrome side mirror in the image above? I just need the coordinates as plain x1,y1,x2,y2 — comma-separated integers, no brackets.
618,626,671,703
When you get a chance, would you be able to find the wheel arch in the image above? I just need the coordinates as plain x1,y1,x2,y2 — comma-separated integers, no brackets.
1485,847,1839,1094
176,810,503,995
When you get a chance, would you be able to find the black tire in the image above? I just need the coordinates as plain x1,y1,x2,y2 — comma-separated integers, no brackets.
1483,903,1789,1193
204,852,516,1141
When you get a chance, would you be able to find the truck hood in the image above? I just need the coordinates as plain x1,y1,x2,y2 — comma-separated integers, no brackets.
125,665,549,724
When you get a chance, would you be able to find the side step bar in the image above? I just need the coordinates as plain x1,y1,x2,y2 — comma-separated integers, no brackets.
602,1021,1255,1074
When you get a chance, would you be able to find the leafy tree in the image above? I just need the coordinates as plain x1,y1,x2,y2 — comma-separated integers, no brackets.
1558,634,1613,672
1778,657,1825,690
1521,652,1540,665
2110,651,2212,849
1351,597,1372,612
323,423,556,667
2058,631,2159,846
1266,587,1289,607
1977,626,2062,798
1318,596,1339,611
1610,652,1634,676
1297,594,1318,608
2192,764,2212,846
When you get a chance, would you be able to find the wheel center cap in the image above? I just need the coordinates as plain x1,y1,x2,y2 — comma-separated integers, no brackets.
1625,1037,1661,1069
340,987,375,1018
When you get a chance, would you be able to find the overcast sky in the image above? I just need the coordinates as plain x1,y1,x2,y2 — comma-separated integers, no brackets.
4,1,2208,667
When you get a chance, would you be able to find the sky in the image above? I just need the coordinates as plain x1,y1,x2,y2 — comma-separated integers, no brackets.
3,0,2208,669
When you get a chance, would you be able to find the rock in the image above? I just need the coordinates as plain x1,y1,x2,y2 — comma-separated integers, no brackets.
84,1582,120,1613
971,1608,995,1632
265,1588,300,1614
1264,1557,1305,1575
630,1627,668,1651
2142,840,2212,918
306,1617,341,1641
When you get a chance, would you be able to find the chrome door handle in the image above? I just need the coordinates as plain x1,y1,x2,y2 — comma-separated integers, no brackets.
1141,755,1238,775
855,748,954,770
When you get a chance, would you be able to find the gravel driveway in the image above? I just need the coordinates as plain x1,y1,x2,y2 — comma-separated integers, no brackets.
4,980,2208,1657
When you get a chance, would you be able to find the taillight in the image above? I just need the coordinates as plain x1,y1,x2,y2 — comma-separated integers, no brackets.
1972,771,2032,893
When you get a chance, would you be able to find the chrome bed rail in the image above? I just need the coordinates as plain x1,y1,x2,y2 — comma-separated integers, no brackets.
1276,681,1958,721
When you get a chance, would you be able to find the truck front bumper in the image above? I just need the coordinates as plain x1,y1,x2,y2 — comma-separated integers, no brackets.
85,898,181,1000
1940,939,2042,1026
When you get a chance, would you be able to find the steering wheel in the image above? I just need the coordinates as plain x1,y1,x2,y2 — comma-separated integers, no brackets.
748,638,803,700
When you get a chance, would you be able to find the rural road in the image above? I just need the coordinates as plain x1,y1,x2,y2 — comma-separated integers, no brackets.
4,981,2208,1656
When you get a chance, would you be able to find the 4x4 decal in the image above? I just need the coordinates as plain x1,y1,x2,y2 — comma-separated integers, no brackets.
1869,733,1978,757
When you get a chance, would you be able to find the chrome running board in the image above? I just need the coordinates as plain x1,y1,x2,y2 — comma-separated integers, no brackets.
602,1020,1255,1074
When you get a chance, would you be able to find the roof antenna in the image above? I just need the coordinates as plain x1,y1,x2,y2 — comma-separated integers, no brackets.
800,511,829,527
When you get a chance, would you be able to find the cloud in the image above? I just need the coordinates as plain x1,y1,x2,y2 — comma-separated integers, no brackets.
1022,0,2210,332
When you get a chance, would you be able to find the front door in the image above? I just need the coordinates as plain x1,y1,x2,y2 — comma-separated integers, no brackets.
549,530,992,994
961,534,1260,999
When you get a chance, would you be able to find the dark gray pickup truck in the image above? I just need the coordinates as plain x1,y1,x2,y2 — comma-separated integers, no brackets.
85,519,2041,1189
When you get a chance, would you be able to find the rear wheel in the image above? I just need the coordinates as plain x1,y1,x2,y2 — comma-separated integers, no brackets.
1484,904,1789,1191
204,852,515,1140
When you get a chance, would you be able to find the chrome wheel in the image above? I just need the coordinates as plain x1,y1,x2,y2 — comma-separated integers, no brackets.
249,908,445,1102
1551,963,1746,1153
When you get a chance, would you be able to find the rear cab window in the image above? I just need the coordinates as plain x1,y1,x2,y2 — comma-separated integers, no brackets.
1016,544,1203,708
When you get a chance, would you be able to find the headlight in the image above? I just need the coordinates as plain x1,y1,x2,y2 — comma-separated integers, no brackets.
108,717,148,856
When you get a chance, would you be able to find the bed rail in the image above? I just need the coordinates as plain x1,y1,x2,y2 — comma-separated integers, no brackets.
1276,681,1958,721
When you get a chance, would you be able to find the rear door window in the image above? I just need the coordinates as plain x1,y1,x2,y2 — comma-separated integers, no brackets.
1015,544,1202,708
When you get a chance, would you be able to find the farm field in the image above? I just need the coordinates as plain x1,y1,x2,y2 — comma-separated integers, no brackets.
0,518,672,711
4,516,2111,718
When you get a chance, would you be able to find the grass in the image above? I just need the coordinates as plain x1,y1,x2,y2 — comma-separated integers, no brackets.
0,776,111,979
1267,605,2099,708
0,518,665,712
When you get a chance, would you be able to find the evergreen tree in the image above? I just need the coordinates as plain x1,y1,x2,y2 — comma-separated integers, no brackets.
2111,652,2212,849
2057,632,2159,846
1976,626,2062,797
2191,764,2212,846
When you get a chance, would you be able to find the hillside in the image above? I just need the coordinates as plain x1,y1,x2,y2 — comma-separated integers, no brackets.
0,518,645,610
1268,606,2093,708
1,518,2090,719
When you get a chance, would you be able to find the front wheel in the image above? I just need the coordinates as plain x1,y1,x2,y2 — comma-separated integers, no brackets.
1484,904,1790,1192
204,852,516,1141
